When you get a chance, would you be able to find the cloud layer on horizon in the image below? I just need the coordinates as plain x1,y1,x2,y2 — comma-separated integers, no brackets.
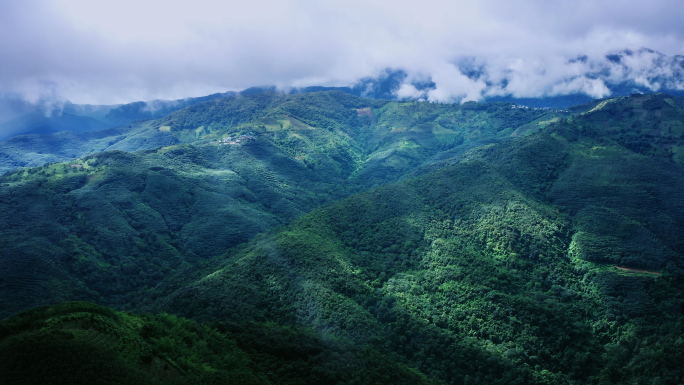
2,0,684,105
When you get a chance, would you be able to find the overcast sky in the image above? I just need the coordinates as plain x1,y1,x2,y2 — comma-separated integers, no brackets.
2,0,684,104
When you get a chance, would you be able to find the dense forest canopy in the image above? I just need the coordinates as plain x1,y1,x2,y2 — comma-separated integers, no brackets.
1,91,683,384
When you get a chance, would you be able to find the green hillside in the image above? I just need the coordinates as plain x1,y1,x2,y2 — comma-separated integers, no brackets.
0,91,553,318
157,94,684,384
1,92,683,384
0,302,428,385
0,121,175,175
0,138,345,317
0,91,553,178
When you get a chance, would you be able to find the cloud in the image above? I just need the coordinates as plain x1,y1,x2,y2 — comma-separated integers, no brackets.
395,84,424,100
1,0,684,104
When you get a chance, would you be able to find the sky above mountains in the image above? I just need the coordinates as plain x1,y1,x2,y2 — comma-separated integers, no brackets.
2,0,684,105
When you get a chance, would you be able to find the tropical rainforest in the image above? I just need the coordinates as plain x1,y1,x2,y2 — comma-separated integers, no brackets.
1,91,683,384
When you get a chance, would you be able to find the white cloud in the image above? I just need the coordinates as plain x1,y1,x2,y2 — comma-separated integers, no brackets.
395,84,425,100
1,0,684,104
550,77,611,99
425,63,487,103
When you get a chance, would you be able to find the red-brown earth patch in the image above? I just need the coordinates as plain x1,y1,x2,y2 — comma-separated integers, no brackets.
614,266,661,276
357,107,373,117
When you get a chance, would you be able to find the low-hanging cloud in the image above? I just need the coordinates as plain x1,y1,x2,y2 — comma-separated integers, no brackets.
2,0,684,105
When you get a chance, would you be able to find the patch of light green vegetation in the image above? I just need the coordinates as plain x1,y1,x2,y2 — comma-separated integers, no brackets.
399,139,420,149
584,98,618,114
536,116,560,126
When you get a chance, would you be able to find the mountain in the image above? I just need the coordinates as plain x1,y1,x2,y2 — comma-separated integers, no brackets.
3,46,684,147
0,122,176,175
0,92,235,144
6,46,684,168
0,95,121,142
101,92,236,127
0,111,111,142
0,93,244,173
0,96,42,126
0,91,557,319
0,90,554,176
1,92,683,384
155,93,684,384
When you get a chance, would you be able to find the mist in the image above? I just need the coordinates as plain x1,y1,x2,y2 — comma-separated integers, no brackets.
1,0,684,105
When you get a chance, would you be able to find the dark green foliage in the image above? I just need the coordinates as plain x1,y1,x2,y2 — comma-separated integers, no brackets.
0,91,554,318
0,302,429,385
159,148,583,383
214,321,430,385
0,302,265,385
156,94,684,384
0,142,336,317
3,92,684,384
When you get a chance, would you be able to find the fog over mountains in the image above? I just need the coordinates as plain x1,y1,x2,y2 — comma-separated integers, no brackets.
334,47,684,106
418,48,684,101
3,0,684,106
3,46,684,143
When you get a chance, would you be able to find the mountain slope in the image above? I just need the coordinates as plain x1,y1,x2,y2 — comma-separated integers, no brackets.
0,91,555,319
0,112,111,142
0,121,178,175
101,92,236,126
0,91,555,178
157,93,684,384
3,93,683,383
0,92,238,145
0,141,337,317
0,301,428,385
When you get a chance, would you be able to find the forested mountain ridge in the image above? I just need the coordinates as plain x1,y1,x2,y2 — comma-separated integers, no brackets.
1,92,683,384
157,93,684,384
0,91,555,319
0,91,553,177
0,92,235,144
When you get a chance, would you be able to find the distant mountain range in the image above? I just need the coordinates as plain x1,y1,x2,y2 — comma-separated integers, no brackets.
0,92,235,142
3,48,684,145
